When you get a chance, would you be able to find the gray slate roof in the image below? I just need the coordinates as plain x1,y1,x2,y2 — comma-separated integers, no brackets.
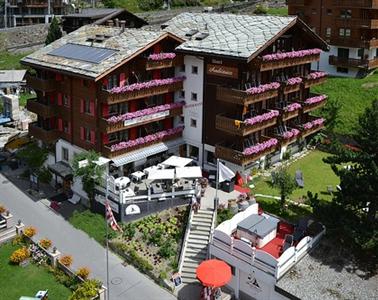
21,26,173,79
64,8,122,18
237,214,279,238
0,70,26,83
162,13,297,59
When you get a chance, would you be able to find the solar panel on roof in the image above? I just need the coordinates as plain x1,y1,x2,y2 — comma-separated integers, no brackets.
48,43,116,64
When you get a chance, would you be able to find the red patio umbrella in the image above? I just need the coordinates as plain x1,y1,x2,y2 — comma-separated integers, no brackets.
196,259,232,287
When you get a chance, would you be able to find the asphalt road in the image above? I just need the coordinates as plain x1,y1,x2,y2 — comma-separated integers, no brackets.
0,172,176,300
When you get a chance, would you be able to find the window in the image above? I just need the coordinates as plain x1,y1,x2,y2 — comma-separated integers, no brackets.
63,94,70,107
376,49,378,57
206,151,216,165
191,92,197,101
63,120,70,134
62,147,69,162
84,98,91,114
339,28,345,36
191,65,198,74
180,90,185,99
326,27,331,37
358,48,364,58
341,9,352,19
345,28,351,37
84,128,91,142
107,74,119,89
180,64,185,72
327,9,332,15
190,118,197,128
188,145,199,160
337,67,349,73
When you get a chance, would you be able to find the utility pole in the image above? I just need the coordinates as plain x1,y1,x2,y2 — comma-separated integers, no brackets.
4,0,7,29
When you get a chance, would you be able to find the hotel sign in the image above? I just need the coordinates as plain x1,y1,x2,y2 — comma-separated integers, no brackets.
124,110,169,127
207,64,238,79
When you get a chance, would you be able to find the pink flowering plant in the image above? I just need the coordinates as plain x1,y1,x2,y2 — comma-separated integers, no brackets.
282,128,300,140
304,95,327,105
148,52,176,61
286,102,302,112
302,118,325,130
307,71,327,80
262,48,322,62
110,76,185,94
246,82,280,95
242,138,278,156
110,126,184,152
286,77,303,86
106,101,185,124
244,110,279,126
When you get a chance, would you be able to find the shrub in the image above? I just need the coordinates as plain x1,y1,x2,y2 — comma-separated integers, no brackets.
217,208,234,225
122,223,136,239
12,235,23,246
38,167,52,184
138,0,163,11
254,4,268,14
39,238,52,250
69,279,101,300
159,239,176,258
76,266,91,280
24,226,37,238
0,205,6,214
282,149,292,161
128,249,153,272
48,267,79,290
159,270,168,280
59,254,73,267
10,247,30,264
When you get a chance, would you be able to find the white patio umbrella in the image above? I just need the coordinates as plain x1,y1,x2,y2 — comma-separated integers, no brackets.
175,166,202,179
161,155,193,168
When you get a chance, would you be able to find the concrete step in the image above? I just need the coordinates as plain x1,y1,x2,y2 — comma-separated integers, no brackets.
183,256,206,264
181,266,198,274
0,230,16,244
186,243,207,251
181,271,197,279
184,250,207,259
185,247,207,255
191,220,212,226
190,225,211,232
182,260,201,268
188,233,210,241
192,214,213,220
187,238,208,245
182,277,199,284
197,210,214,215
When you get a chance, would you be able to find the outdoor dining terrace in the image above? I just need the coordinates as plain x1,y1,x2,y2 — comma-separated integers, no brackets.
215,110,279,136
301,94,327,113
215,136,278,166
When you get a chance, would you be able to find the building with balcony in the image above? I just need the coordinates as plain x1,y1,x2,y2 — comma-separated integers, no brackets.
162,13,328,172
288,0,378,77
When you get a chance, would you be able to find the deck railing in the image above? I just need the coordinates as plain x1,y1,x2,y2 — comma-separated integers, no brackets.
26,98,56,118
145,55,183,70
28,122,59,143
216,86,279,106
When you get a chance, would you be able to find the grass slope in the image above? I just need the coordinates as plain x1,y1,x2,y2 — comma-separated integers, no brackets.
69,210,106,244
0,51,29,70
313,73,378,135
0,243,71,299
267,7,288,16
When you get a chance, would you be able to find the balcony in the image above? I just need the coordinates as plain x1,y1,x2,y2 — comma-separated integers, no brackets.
279,103,302,121
28,123,59,143
216,85,279,106
329,55,378,69
145,55,183,71
332,0,378,8
282,78,302,94
215,111,278,136
296,117,325,138
26,98,56,118
26,74,56,92
215,136,278,166
286,0,305,6
302,94,327,113
100,106,183,134
335,18,378,29
99,79,184,105
102,130,183,158
303,72,327,89
275,128,301,146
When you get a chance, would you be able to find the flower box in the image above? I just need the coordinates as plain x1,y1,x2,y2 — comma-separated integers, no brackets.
304,72,327,88
283,77,303,94
302,95,327,112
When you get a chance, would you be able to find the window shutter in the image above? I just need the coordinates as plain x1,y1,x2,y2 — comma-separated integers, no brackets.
90,130,95,144
57,93,62,106
153,70,161,80
120,73,126,87
90,100,95,116
102,104,109,117
102,133,109,144
55,73,62,81
164,92,173,104
80,127,84,140
58,118,63,131
80,99,84,113
50,94,54,104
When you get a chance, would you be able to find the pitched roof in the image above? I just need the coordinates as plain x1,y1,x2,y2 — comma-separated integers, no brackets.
64,8,122,19
0,70,26,83
21,25,181,80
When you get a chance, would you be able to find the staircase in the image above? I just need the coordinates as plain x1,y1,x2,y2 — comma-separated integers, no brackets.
180,209,215,284
0,227,16,244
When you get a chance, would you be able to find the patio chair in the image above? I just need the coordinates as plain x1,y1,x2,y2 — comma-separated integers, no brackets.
295,170,304,188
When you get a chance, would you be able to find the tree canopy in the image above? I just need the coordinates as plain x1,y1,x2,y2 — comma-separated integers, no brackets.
271,167,297,209
45,17,62,45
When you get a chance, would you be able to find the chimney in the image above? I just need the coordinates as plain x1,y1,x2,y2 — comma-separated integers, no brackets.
114,18,119,27
107,20,114,27
120,20,126,33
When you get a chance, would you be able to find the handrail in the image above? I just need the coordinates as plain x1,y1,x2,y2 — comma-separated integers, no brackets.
178,207,194,274
207,209,217,258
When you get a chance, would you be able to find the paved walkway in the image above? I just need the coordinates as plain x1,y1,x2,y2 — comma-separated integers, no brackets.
0,172,176,300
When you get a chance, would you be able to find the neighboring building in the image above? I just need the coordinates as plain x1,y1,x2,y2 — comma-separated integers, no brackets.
0,70,26,94
62,8,147,33
163,13,328,173
287,0,378,77
4,0,67,27
210,202,326,300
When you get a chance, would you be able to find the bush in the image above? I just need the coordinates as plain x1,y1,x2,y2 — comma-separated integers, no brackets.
254,4,268,14
217,208,234,225
12,235,23,246
282,149,292,161
9,246,30,264
129,249,153,272
76,267,91,280
122,223,136,239
38,167,52,184
59,254,73,267
159,239,176,258
69,279,101,300
138,0,163,11
48,266,79,290
39,238,52,250
24,226,37,238
0,205,6,214
159,270,168,280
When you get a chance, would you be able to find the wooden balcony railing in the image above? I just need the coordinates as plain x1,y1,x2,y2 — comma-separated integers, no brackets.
296,117,325,138
28,123,59,143
102,132,182,158
286,0,305,5
332,0,378,8
279,104,301,121
283,82,301,94
99,81,184,105
275,130,299,147
145,56,184,71
216,86,279,106
335,18,378,29
329,55,378,69
256,54,320,71
99,106,183,134
215,112,278,136
215,136,278,166
302,98,327,113
304,75,327,89
26,74,56,92
26,99,56,118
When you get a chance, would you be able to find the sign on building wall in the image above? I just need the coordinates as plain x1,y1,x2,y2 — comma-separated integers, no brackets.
125,204,141,215
124,111,169,127
206,64,238,79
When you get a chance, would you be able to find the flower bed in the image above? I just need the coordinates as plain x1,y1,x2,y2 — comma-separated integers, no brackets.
243,138,278,156
307,71,327,80
286,77,303,86
303,118,325,130
148,53,176,61
282,128,300,139
106,101,185,124
109,126,184,152
304,95,327,105
244,110,279,126
262,48,322,62
286,102,302,112
110,76,185,94
246,82,280,95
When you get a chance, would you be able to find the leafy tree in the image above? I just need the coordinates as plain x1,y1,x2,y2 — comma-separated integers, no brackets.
72,151,105,210
69,279,102,300
271,167,297,209
45,17,62,45
324,100,378,222
102,0,116,8
321,99,342,135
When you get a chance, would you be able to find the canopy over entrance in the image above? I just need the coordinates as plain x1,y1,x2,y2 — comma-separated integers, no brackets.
161,155,192,168
48,161,73,180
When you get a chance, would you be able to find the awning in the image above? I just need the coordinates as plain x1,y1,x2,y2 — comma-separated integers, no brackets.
48,161,73,180
148,169,175,180
111,138,185,167
162,155,192,168
176,166,202,179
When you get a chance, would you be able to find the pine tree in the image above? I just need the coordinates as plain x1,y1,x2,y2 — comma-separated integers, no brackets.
45,17,62,45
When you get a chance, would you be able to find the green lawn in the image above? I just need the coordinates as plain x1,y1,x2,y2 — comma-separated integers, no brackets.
19,92,35,107
313,72,378,135
0,242,72,299
267,7,288,16
0,51,29,70
69,210,107,244
252,150,339,203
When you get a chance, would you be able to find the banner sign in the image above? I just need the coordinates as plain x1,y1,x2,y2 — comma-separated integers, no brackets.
124,111,169,127
207,64,238,79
